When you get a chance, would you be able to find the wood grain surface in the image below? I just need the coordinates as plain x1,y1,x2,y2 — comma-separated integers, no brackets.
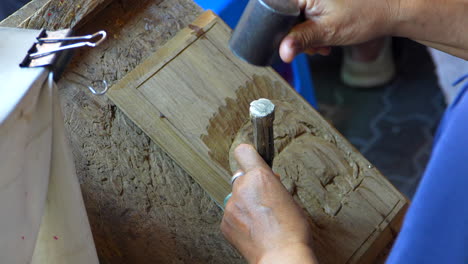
108,11,408,264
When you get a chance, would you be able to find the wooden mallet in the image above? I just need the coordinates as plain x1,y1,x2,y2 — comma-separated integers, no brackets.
250,98,275,167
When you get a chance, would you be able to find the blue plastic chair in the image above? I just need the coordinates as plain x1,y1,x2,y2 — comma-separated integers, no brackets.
193,0,317,107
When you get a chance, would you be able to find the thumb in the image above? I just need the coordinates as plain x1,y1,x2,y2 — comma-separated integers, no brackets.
234,144,271,173
280,20,329,62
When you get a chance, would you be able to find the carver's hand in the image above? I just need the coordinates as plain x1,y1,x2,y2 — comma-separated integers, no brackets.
221,144,317,264
280,0,399,62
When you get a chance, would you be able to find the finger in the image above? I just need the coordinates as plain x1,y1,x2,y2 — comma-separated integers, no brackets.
316,46,331,56
295,0,308,10
303,46,331,56
279,36,298,63
234,144,271,173
303,48,318,56
280,20,328,62
231,169,245,187
273,172,281,180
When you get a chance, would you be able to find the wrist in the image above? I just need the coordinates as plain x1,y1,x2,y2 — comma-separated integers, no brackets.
257,243,318,264
389,0,444,39
386,0,414,36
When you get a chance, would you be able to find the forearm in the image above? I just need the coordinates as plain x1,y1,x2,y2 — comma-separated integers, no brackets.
393,0,468,59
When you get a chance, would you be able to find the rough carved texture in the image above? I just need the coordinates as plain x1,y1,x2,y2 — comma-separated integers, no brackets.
202,75,306,174
229,101,395,263
229,100,360,215
276,134,356,216
3,0,244,263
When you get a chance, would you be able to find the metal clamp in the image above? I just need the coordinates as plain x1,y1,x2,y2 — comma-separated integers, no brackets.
30,31,107,59
19,29,109,95
20,29,107,68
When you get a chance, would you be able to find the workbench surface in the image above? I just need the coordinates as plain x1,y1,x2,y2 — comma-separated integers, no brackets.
2,0,242,263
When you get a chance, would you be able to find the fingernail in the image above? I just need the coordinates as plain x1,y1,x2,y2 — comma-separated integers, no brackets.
280,36,302,63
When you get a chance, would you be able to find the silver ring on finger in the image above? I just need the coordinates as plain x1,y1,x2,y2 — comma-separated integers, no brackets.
230,171,245,185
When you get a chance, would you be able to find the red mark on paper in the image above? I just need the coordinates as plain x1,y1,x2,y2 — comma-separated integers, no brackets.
53,236,59,240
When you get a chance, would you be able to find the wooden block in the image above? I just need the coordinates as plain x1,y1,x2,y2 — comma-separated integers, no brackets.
18,0,113,30
106,10,407,264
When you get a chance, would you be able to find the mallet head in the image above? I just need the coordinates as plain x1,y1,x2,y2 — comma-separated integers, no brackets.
229,0,300,66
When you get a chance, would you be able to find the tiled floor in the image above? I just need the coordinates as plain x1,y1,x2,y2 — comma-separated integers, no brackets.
310,38,446,198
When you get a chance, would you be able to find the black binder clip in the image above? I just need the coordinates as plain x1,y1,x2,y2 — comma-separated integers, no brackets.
19,29,108,95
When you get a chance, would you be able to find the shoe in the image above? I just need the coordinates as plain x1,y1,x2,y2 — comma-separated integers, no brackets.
341,37,396,88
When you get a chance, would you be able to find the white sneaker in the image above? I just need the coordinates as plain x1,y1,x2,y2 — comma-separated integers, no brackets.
341,37,396,88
